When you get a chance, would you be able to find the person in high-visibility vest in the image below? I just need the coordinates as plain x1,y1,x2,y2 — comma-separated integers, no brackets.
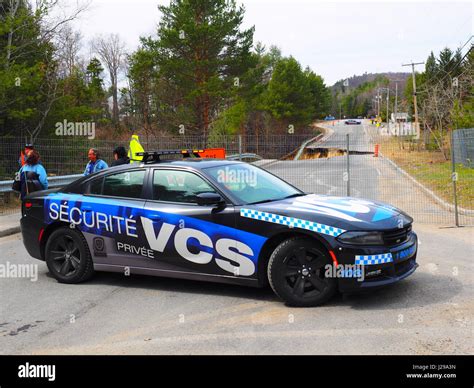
128,134,144,163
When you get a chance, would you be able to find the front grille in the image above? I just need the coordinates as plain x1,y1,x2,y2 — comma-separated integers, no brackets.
382,225,412,246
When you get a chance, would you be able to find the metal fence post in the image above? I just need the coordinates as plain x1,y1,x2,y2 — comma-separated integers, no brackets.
450,130,460,227
346,133,350,197
238,135,242,161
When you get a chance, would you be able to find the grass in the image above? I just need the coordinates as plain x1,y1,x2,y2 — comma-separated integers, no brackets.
380,138,474,210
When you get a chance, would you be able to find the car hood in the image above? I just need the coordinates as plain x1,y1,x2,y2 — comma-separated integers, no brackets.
245,194,412,231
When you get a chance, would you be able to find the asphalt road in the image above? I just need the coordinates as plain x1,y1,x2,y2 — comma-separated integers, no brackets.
267,121,460,225
307,120,374,153
0,224,472,355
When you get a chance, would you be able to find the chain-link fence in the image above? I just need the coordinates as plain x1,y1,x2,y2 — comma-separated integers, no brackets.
453,128,474,168
1,122,473,226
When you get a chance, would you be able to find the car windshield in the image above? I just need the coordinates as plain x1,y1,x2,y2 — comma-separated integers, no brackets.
205,163,303,205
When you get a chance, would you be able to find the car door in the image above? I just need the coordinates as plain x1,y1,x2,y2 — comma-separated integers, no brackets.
141,167,257,279
77,168,149,269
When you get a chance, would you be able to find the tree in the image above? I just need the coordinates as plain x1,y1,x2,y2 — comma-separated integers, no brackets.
127,46,156,136
56,24,82,78
425,51,437,80
263,56,315,128
305,68,331,119
93,34,126,126
0,0,89,142
0,0,56,141
154,0,254,139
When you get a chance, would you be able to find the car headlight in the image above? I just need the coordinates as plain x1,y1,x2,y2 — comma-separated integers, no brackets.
336,231,384,245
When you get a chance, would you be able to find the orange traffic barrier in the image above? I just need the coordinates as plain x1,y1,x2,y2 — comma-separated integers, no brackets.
374,144,379,157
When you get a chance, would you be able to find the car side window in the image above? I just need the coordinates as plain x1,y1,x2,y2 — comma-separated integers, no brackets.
88,177,103,195
101,170,146,199
153,170,216,203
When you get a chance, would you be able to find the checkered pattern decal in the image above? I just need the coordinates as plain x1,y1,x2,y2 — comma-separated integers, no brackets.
355,253,393,265
240,208,346,237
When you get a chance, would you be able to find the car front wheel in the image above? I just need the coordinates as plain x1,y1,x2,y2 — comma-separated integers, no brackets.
267,237,337,307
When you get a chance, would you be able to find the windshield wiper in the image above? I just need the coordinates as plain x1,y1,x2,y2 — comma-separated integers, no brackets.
281,193,305,200
247,193,305,205
247,199,275,205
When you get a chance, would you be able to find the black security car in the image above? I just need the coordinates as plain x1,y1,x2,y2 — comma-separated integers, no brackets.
21,151,418,306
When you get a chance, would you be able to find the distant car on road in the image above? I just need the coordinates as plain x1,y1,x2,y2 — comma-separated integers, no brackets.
344,119,361,125
20,151,418,307
324,115,336,121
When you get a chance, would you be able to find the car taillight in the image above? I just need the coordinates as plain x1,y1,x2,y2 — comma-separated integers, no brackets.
24,201,33,209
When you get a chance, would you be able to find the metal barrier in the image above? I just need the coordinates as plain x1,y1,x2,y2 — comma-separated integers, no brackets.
0,174,82,193
226,153,262,161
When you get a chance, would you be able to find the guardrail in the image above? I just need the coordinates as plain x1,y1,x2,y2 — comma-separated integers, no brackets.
0,174,82,193
226,153,262,161
293,134,324,161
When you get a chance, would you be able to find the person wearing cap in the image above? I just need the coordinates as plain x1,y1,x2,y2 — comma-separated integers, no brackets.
110,146,130,167
19,144,34,167
84,148,108,176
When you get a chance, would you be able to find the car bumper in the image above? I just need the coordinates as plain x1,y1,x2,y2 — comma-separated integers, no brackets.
21,216,44,261
335,232,418,293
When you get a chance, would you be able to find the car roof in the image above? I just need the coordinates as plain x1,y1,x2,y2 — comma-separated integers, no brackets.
127,158,243,170
63,159,246,192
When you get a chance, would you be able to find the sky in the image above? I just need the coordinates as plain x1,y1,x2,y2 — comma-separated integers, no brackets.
67,0,473,85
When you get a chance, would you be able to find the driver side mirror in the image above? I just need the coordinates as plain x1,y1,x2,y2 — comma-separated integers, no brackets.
196,192,225,206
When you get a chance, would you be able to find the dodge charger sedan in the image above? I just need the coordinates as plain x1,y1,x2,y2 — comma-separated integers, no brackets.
21,151,418,306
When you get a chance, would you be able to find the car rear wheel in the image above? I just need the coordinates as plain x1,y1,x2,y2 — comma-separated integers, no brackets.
45,227,94,284
267,237,336,307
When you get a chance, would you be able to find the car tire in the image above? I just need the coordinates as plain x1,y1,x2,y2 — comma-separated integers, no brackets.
45,227,94,284
267,237,336,307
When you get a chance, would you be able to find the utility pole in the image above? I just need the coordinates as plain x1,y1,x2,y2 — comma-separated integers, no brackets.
394,82,398,119
386,88,390,128
402,61,424,134
376,89,380,117
394,82,398,135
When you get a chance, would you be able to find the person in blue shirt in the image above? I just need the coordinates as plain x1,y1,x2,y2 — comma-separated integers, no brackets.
18,150,48,200
84,148,108,176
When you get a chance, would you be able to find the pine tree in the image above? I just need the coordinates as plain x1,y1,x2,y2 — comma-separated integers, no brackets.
155,0,254,139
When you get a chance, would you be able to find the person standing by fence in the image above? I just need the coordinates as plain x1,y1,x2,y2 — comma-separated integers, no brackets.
110,146,130,167
84,148,108,176
17,150,48,200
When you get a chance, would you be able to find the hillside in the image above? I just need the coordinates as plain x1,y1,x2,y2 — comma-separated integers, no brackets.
330,72,412,118
332,72,411,90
